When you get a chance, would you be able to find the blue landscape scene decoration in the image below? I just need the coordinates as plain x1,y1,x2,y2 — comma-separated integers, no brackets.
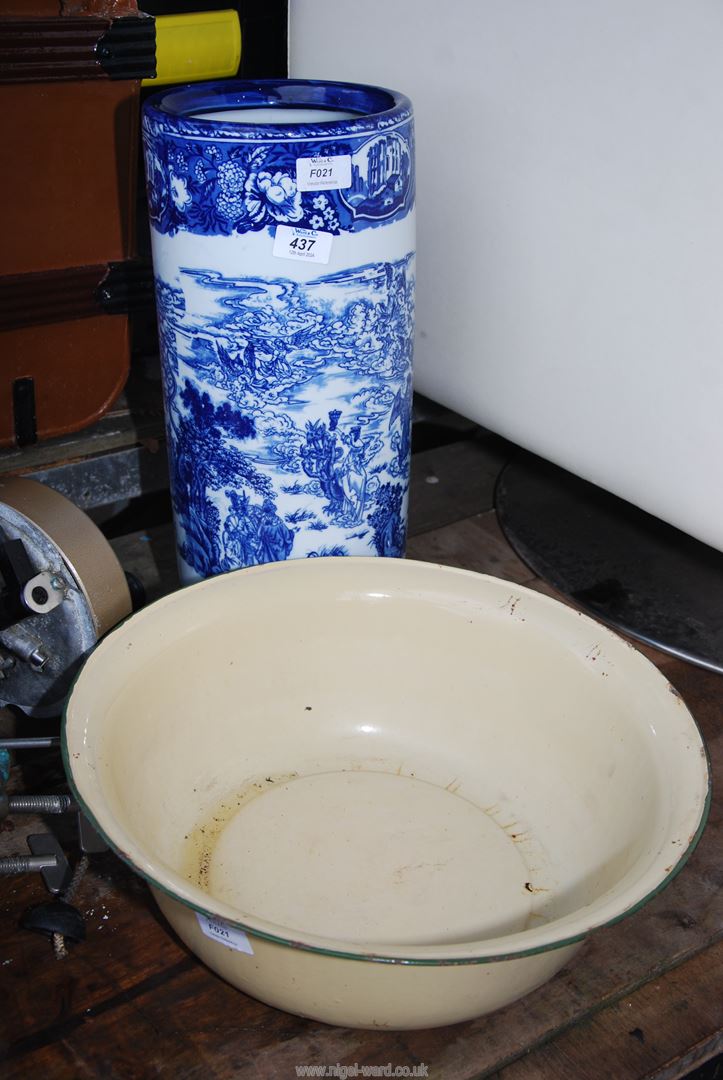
155,256,415,579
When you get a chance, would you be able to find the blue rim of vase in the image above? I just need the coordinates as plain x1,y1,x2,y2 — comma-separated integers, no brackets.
143,78,413,143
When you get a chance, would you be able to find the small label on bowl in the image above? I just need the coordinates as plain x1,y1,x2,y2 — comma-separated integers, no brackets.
296,154,352,191
273,225,333,264
196,912,254,955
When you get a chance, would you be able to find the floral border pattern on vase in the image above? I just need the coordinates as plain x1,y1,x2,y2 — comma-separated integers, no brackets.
142,120,415,238
156,256,414,579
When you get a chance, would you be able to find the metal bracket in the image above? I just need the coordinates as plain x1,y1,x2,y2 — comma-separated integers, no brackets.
78,812,109,855
27,834,71,894
95,259,155,316
12,379,37,448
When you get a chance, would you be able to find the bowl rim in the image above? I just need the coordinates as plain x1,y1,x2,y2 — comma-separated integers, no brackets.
62,557,712,966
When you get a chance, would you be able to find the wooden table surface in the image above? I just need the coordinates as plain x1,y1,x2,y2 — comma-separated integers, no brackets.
1,435,721,1080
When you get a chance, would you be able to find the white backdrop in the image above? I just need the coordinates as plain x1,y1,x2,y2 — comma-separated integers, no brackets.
289,0,723,552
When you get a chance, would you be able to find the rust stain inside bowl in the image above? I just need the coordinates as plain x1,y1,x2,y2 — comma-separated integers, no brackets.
179,767,556,947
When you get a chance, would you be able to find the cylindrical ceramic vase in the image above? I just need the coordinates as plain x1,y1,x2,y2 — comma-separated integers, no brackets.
142,80,415,583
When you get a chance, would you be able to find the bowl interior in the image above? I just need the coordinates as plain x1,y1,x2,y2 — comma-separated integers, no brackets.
64,559,709,960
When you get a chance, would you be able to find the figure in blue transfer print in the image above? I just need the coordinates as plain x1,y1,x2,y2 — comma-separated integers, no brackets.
223,490,293,569
389,374,413,478
222,491,257,567
257,497,294,563
381,263,415,379
339,427,368,526
301,412,373,527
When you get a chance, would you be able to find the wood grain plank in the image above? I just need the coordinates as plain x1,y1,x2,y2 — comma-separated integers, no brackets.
490,941,723,1080
0,856,315,1079
407,510,538,583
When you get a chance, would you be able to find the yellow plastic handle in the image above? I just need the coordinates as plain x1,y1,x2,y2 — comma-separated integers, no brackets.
142,9,241,88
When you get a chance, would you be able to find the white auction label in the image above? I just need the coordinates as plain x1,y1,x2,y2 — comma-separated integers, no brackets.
296,154,352,192
272,225,333,264
196,913,254,955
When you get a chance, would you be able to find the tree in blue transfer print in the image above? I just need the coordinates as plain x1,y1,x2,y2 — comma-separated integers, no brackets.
300,411,345,518
368,483,406,556
170,379,269,576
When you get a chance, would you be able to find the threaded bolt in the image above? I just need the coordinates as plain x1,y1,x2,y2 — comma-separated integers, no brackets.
0,854,58,875
8,795,77,815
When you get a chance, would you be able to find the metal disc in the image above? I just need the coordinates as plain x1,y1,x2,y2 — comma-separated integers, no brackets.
495,453,723,674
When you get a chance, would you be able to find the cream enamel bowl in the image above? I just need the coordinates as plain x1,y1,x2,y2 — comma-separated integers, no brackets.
63,558,710,1029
